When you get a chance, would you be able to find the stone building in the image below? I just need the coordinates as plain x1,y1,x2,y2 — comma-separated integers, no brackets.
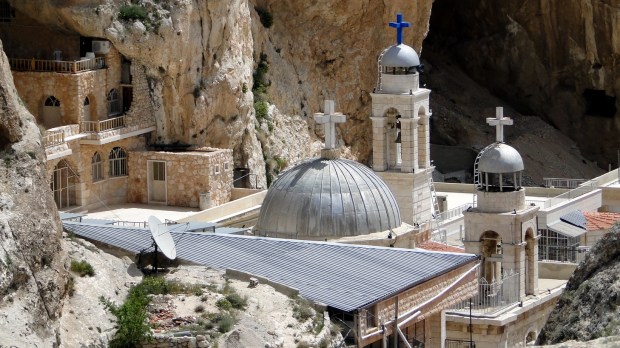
1,2,232,211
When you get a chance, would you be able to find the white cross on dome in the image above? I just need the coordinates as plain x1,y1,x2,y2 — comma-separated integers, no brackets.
314,100,346,150
486,107,513,143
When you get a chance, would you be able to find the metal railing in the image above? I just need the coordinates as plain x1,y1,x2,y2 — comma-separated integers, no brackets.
9,57,105,73
448,271,520,316
438,203,473,222
42,130,65,148
544,178,588,189
82,116,125,133
445,340,476,348
113,221,148,228
539,245,590,264
531,180,599,209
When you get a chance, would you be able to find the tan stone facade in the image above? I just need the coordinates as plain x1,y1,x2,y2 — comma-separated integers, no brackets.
358,263,479,348
127,149,233,208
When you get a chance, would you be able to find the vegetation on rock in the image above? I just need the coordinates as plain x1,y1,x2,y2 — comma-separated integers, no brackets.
257,9,274,28
70,260,95,277
118,5,147,21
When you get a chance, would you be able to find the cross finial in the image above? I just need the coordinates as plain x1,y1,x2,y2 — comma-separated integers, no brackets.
314,100,346,150
486,107,513,142
389,14,411,45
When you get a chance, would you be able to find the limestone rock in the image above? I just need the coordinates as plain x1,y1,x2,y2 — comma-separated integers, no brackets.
0,39,68,346
538,221,620,344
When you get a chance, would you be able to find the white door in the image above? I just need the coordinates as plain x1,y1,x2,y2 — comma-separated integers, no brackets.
44,96,62,129
83,97,91,122
149,161,166,203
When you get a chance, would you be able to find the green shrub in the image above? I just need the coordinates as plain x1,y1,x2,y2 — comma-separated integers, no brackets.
67,277,75,297
216,298,232,310
70,260,95,277
200,295,208,302
218,314,234,332
119,5,148,21
257,9,274,28
194,305,205,313
138,277,203,295
225,293,247,309
27,151,36,159
204,321,214,330
254,101,268,120
102,280,154,348
242,83,248,93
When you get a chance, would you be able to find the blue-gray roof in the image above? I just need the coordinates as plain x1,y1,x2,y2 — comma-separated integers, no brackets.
81,218,116,225
561,210,587,230
62,222,477,312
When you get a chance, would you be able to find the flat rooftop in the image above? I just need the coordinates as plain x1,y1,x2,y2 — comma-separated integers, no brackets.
86,203,199,223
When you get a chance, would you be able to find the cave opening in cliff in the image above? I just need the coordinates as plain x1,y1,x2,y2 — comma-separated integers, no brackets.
583,89,616,118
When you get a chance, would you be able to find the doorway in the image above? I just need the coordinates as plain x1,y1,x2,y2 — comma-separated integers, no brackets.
44,96,61,129
83,97,91,122
122,86,133,113
50,161,76,209
148,161,167,204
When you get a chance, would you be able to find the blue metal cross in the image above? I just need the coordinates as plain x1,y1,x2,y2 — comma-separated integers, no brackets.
389,14,410,45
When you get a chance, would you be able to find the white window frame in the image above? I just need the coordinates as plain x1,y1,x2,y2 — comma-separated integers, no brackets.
224,162,230,171
92,151,104,182
107,89,121,117
214,164,220,174
109,147,128,178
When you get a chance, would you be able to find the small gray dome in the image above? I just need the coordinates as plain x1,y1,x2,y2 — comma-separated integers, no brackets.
478,143,524,173
255,158,401,237
381,44,420,67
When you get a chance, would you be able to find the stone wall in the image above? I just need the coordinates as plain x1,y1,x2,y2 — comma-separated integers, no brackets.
360,264,478,347
377,168,435,229
46,136,147,211
127,149,233,208
139,334,208,348
477,189,526,214
14,68,110,126
0,8,80,60
124,60,156,128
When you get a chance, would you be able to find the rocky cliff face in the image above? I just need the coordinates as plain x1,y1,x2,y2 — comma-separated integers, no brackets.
538,221,620,344
8,0,435,184
0,40,68,346
427,0,620,170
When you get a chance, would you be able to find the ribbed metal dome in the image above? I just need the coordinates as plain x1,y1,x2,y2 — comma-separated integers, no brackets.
381,44,420,67
255,158,402,238
478,143,524,173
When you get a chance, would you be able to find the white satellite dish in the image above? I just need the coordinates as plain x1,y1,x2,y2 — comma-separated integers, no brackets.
148,216,177,260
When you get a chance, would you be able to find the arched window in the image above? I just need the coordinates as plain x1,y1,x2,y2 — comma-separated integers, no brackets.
107,89,121,116
92,152,103,182
83,97,90,105
45,96,60,107
109,147,127,177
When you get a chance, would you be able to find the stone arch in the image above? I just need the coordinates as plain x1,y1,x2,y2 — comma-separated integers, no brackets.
49,159,78,209
525,328,537,345
417,105,426,118
82,94,96,122
43,95,62,129
480,230,502,282
109,147,128,177
382,107,401,168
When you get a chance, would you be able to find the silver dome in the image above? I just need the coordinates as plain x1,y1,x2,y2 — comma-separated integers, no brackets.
255,158,402,237
381,44,420,67
478,143,524,173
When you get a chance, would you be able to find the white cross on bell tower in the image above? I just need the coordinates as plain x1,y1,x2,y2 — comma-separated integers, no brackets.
486,107,513,143
314,100,346,150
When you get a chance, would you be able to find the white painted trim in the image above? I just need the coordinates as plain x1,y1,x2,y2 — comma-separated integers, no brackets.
79,126,155,145
46,149,72,161
64,133,89,142
147,160,167,205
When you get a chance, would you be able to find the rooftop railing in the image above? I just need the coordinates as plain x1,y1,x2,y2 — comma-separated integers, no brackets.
544,178,588,189
9,57,105,73
82,116,125,133
448,271,520,317
42,130,65,148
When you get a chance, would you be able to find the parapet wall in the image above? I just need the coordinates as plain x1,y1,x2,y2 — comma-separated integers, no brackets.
476,189,525,213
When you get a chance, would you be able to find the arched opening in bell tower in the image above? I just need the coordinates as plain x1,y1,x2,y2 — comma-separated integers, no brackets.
480,230,502,283
383,107,402,170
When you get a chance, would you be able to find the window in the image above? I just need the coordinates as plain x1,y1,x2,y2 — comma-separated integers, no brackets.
224,162,230,171
0,1,12,22
107,89,121,116
365,305,376,329
109,147,127,177
214,164,220,174
152,161,165,181
84,97,90,106
45,96,60,107
92,152,103,182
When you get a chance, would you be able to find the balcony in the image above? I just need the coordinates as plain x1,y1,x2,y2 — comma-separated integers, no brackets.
9,57,105,73
43,129,65,148
82,116,126,133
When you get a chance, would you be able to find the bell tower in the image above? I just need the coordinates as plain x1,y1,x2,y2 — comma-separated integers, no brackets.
370,14,436,239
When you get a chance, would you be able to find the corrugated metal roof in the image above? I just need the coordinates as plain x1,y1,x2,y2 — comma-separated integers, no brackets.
62,222,477,312
560,210,587,229
548,220,587,238
214,227,248,235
